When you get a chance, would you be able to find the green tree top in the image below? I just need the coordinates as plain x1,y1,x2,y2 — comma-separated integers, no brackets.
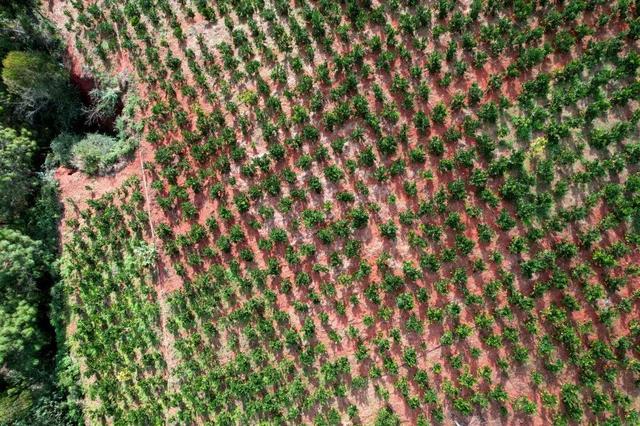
0,227,44,384
0,227,43,298
0,126,36,224
2,51,78,125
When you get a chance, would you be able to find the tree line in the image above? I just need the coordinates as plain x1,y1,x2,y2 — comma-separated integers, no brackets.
0,1,125,423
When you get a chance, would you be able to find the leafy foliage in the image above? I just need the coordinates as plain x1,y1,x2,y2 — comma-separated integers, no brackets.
0,127,36,224
1,51,79,126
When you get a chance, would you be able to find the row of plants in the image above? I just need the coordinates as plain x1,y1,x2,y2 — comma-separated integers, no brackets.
54,0,640,423
60,177,169,423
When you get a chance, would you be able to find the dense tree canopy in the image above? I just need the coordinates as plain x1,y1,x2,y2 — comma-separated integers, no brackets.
0,227,44,383
2,51,79,126
0,2,81,424
0,127,36,224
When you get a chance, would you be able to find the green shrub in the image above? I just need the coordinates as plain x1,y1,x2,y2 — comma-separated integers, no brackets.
0,390,33,424
47,133,80,168
85,77,122,124
375,406,400,426
71,134,116,174
69,133,137,175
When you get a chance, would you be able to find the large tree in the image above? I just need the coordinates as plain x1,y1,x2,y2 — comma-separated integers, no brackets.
0,126,36,225
2,51,79,126
0,227,44,384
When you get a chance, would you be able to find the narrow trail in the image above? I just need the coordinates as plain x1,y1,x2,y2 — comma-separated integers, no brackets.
138,143,157,249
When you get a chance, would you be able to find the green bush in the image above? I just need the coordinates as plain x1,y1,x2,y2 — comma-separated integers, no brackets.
65,133,137,175
49,93,140,175
375,406,400,426
47,133,80,169
71,133,116,174
85,77,121,124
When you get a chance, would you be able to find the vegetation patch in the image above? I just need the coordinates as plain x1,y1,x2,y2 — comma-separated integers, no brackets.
2,0,640,424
